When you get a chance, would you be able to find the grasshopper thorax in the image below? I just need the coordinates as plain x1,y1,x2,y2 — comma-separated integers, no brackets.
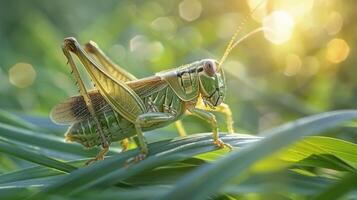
157,59,226,107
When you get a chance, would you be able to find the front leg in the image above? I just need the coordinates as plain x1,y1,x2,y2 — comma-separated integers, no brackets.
204,103,234,134
189,108,232,150
196,98,234,133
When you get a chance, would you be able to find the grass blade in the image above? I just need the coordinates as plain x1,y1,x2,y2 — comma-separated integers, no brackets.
0,109,38,131
0,122,99,157
313,172,357,200
159,110,357,200
0,140,76,173
31,134,259,197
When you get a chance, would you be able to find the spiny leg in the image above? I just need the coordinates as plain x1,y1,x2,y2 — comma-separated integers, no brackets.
127,112,175,165
214,103,234,133
62,42,109,164
201,103,234,134
85,40,137,151
64,37,147,124
85,144,109,165
189,108,232,150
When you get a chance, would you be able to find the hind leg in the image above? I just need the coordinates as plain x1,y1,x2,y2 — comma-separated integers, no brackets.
85,144,109,165
63,41,109,165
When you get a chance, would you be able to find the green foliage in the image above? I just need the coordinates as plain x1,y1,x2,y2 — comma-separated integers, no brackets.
0,110,357,199
1,0,357,199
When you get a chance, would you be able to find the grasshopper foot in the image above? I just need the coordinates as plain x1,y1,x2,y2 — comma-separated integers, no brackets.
85,155,104,166
84,146,109,166
214,138,233,151
125,152,147,168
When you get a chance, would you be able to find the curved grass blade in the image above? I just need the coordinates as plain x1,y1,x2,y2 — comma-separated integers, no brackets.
313,172,357,200
159,110,357,200
1,136,353,188
0,140,76,173
0,109,38,131
251,136,357,173
0,122,99,157
0,166,65,185
223,170,334,196
294,154,356,172
31,134,259,197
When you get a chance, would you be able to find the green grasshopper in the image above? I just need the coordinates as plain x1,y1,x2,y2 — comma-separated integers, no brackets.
51,10,265,164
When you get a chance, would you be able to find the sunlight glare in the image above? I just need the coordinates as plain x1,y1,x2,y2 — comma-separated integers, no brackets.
263,11,294,45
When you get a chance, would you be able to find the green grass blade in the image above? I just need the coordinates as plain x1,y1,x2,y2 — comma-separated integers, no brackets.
251,136,357,173
0,122,98,157
313,172,357,200
31,134,259,197
0,140,76,173
223,170,334,196
159,110,357,200
0,166,65,185
0,109,38,131
294,154,356,172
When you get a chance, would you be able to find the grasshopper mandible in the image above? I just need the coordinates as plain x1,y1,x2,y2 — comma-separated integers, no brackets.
50,4,266,165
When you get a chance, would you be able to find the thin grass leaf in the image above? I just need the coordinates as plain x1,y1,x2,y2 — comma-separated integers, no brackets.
222,170,334,196
30,134,259,197
0,159,87,185
0,109,38,131
159,110,357,200
0,140,76,173
251,136,357,173
0,122,100,157
0,166,64,185
294,154,356,172
0,187,31,200
313,172,357,200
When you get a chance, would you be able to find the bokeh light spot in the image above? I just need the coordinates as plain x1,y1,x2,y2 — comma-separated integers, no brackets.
151,17,177,34
284,54,301,76
326,38,350,63
130,35,146,52
129,35,164,61
324,11,343,35
263,11,295,45
8,62,36,88
179,0,202,22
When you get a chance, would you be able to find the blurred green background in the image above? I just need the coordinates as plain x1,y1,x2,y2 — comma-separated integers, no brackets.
0,0,356,137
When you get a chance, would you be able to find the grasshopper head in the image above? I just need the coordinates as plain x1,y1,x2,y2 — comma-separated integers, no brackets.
198,59,226,108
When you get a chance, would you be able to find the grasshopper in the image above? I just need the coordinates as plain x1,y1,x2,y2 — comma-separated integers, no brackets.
50,5,266,165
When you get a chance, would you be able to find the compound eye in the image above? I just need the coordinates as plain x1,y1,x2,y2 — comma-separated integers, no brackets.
203,60,216,77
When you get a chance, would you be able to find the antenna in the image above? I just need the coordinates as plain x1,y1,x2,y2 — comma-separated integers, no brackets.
217,0,266,70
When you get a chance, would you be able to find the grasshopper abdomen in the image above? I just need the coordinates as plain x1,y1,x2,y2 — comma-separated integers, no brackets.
65,108,135,148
